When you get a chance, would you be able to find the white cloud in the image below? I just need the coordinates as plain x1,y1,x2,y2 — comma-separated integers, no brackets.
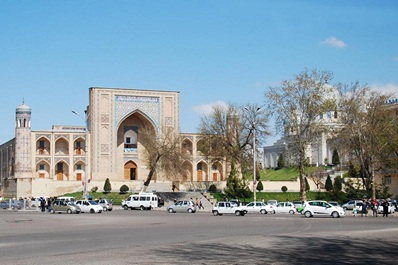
320,36,346,48
370,83,398,96
192,101,228,116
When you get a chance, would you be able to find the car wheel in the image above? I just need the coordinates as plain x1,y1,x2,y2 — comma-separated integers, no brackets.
212,211,219,216
331,211,340,218
67,209,72,214
235,211,241,216
90,208,95,213
304,211,312,218
187,208,193,213
140,205,145,211
50,209,55,214
123,205,129,210
260,209,266,214
289,210,295,214
168,208,174,213
103,207,107,212
273,210,276,214
343,207,347,211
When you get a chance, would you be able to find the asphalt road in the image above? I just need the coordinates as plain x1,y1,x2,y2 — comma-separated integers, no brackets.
0,209,397,265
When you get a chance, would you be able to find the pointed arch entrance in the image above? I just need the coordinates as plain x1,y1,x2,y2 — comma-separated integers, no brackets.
124,161,137,180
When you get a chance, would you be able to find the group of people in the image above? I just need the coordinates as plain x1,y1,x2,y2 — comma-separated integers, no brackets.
353,198,393,217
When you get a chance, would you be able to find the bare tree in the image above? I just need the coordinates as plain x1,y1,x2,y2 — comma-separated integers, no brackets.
265,69,336,201
198,102,269,178
336,82,398,199
139,125,187,192
308,168,327,191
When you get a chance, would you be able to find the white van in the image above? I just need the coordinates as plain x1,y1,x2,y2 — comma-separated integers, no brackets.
58,196,76,203
122,193,158,210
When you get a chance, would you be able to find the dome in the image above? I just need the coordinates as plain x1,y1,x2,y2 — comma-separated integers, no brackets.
16,103,31,114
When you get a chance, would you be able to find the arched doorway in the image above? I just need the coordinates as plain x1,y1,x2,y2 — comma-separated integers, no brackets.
124,161,137,180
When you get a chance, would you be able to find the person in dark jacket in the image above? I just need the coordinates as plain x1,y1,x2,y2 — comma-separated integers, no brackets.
382,199,389,217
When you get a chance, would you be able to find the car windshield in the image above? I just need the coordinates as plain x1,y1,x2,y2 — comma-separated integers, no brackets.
89,201,98,205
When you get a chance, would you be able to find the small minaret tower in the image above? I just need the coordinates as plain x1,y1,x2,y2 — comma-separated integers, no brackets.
14,100,32,181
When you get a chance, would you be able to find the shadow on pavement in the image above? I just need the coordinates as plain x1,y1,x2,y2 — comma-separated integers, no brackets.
156,235,398,265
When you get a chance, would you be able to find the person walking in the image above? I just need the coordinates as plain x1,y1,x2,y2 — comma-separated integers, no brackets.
199,198,204,210
352,204,358,217
361,199,368,217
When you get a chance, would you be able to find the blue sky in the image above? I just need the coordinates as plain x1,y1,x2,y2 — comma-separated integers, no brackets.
1,0,397,145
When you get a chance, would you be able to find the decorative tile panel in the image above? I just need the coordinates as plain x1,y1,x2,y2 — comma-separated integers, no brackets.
115,95,160,129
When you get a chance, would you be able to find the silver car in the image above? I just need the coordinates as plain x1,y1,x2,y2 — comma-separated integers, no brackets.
167,200,197,213
95,199,113,211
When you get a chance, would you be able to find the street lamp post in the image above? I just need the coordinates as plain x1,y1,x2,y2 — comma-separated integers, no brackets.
72,110,89,199
245,107,261,202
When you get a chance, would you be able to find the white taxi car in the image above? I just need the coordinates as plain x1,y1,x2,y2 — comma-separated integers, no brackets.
75,200,103,213
212,201,245,216
302,200,345,218
241,201,275,214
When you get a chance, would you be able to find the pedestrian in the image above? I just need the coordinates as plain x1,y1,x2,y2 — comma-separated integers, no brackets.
40,197,46,212
352,204,357,217
372,198,378,217
199,198,204,210
361,199,368,217
382,199,389,217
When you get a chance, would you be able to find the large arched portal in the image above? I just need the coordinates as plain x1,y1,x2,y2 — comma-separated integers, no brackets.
116,111,156,181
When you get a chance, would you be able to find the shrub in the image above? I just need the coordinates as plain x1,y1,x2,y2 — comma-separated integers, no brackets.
104,178,112,193
120,184,129,193
208,184,217,193
90,186,98,193
281,186,288,192
325,175,333,192
305,177,310,191
256,180,264,192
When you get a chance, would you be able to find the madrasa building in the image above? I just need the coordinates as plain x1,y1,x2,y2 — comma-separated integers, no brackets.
0,87,227,198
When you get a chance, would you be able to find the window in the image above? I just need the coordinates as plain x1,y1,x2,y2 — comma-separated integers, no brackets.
125,137,131,144
384,176,392,185
77,164,82,170
76,141,82,148
334,111,338,119
39,164,45,170
39,141,45,148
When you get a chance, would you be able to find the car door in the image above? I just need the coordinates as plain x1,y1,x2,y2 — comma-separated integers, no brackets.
275,203,287,213
245,202,255,213
225,202,234,214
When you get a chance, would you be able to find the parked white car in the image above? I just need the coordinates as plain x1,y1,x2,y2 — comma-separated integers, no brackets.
274,202,296,214
376,201,395,214
212,201,246,216
75,200,103,213
241,202,275,214
302,200,345,218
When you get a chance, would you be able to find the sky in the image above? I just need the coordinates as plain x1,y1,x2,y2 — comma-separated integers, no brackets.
1,0,397,145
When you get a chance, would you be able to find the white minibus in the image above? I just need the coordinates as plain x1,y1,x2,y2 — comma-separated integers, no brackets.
121,193,158,210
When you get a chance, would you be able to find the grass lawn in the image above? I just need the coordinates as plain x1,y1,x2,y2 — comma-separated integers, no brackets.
260,167,332,181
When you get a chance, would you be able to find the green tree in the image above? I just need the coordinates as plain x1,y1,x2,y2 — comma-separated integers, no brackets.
104,178,111,193
333,176,342,192
305,177,310,191
277,154,285,168
256,180,264,192
224,166,252,199
325,175,333,192
332,149,340,165
265,69,335,201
